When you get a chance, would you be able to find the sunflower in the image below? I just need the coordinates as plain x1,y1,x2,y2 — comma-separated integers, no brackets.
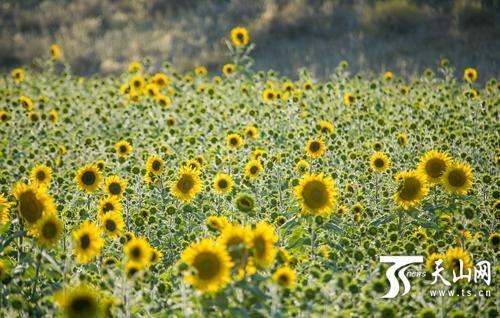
19,96,33,110
393,171,429,210
249,221,278,268
226,133,243,149
245,159,264,180
213,173,234,195
318,120,334,134
294,173,337,217
0,111,8,122
125,237,153,268
11,68,25,82
425,253,444,272
48,110,59,124
28,111,40,122
417,150,452,184
251,149,266,160
104,175,126,197
170,167,202,203
383,71,394,81
145,83,159,97
230,26,249,47
115,140,133,157
206,216,230,231
245,126,258,139
444,247,472,274
463,67,477,83
181,239,233,293
146,155,165,175
369,152,391,172
73,220,104,263
344,93,355,105
414,228,427,241
12,182,55,225
222,64,235,76
129,75,145,92
155,94,171,107
150,248,163,265
128,61,142,73
98,196,122,216
441,162,473,195
262,88,276,102
235,193,256,213
195,66,208,76
152,72,169,87
95,160,106,172
305,138,326,158
54,284,102,318
186,158,203,172
125,261,142,279
30,164,53,187
217,224,251,265
75,164,101,193
272,266,296,288
295,159,310,174
50,44,61,60
488,233,500,249
35,213,63,247
0,194,12,224
100,211,124,239
397,133,408,146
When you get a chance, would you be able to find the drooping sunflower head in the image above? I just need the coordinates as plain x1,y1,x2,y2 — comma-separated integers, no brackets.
100,211,124,239
213,173,234,195
344,92,355,105
272,266,296,288
181,239,233,293
305,138,326,158
72,220,104,263
50,44,61,60
441,162,473,195
48,110,59,124
294,173,337,217
396,133,408,146
146,155,165,175
35,213,63,248
250,221,278,269
393,170,429,210
463,67,477,83
104,175,126,197
170,167,202,203
150,248,163,265
417,150,452,183
94,160,106,172
369,152,391,172
245,126,258,139
226,133,243,149
245,159,264,180
98,196,122,216
206,215,230,232
19,96,33,110
230,26,250,47
75,164,101,193
12,182,55,225
54,284,101,318
125,237,152,268
155,94,171,107
235,192,256,213
318,120,334,134
444,247,472,274
115,140,133,158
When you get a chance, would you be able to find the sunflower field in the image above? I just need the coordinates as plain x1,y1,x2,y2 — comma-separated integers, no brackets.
0,28,498,318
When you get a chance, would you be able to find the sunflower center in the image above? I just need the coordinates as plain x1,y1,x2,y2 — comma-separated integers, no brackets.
230,138,238,145
278,274,289,285
193,252,221,280
152,160,161,171
119,145,128,153
218,179,228,189
103,203,114,213
131,247,142,259
108,183,122,195
81,171,96,186
105,219,117,232
253,236,266,257
36,171,46,181
177,175,194,193
302,180,328,210
70,296,96,315
80,234,91,249
447,170,466,187
309,142,321,153
250,166,259,175
400,177,421,201
42,222,58,239
374,158,385,168
425,159,445,178
19,190,43,223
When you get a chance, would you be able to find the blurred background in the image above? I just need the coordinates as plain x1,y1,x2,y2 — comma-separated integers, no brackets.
1,0,499,79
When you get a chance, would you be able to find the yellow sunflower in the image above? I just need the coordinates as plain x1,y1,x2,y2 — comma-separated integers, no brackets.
125,237,152,268
369,152,391,172
0,194,12,224
28,111,40,122
318,120,334,134
425,253,444,272
48,110,59,124
171,167,203,203
0,111,9,122
100,211,124,239
129,75,145,92
217,224,251,266
50,44,62,60
195,66,208,76
383,71,394,81
463,67,477,83
343,92,355,105
155,94,171,107
393,171,429,210
226,133,243,149
144,83,159,97
54,284,102,318
115,140,133,157
35,213,63,248
206,216,230,231
213,173,234,195
145,155,165,176
181,239,233,293
397,133,408,146
417,150,452,184
152,72,170,87
295,159,310,175
305,138,326,158
75,164,101,193
30,164,53,187
441,162,474,195
11,68,25,82
98,196,122,216
444,247,473,274
104,175,127,198
73,220,104,263
245,126,258,139
150,248,163,265
19,96,33,110
294,173,337,217
245,159,264,180
230,26,250,47
249,221,278,268
262,88,276,102
222,64,235,76
272,266,296,288
128,61,142,73
12,182,55,225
